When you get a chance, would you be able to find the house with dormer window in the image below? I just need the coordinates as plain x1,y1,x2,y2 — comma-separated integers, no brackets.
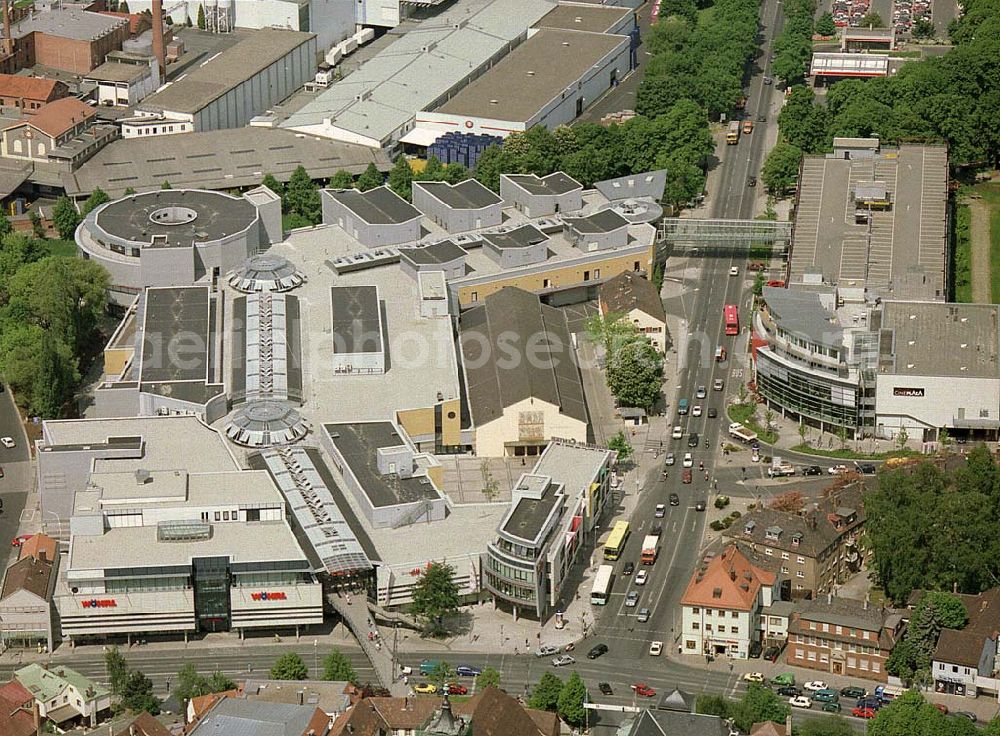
723,482,867,597
680,545,781,659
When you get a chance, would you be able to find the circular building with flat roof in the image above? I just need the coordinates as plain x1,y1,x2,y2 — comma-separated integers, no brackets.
76,189,272,305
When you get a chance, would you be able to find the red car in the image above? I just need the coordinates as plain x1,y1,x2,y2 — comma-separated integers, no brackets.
632,683,656,698
682,469,692,484
852,706,877,719
446,684,468,696
11,534,33,548
932,704,948,715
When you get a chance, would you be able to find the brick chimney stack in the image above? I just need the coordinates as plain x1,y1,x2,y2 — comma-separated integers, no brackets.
2,0,13,57
151,0,166,80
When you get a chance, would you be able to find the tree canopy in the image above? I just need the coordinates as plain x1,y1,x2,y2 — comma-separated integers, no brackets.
865,449,1000,604
869,690,978,736
0,245,109,418
322,648,358,684
283,166,322,225
270,652,309,680
121,670,161,715
51,197,81,240
556,672,587,728
527,672,563,712
174,663,236,704
606,337,663,410
888,591,969,683
410,561,461,636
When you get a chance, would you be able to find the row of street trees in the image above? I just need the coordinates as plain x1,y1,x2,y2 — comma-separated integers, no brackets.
528,671,587,729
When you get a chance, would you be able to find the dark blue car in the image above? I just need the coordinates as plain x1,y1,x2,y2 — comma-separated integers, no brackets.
456,665,482,677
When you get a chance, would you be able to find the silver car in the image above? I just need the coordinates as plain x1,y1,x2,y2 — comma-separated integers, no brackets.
535,644,558,657
552,655,575,667
625,591,639,607
637,607,651,623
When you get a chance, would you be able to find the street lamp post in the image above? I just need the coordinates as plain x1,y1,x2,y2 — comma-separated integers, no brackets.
313,639,318,679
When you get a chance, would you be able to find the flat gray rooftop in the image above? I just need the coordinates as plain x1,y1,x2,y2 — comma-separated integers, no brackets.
67,128,390,197
762,286,843,350
324,422,442,508
84,61,147,83
501,480,560,542
139,287,211,383
415,180,501,210
93,189,257,247
13,6,126,40
505,172,581,196
878,301,1000,379
535,3,633,33
326,186,421,224
40,415,237,475
266,227,462,422
533,439,613,495
139,29,314,115
435,28,628,122
281,0,556,143
330,286,383,356
789,144,948,300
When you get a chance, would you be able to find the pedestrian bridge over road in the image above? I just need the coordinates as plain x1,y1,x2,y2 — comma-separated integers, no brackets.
658,218,793,246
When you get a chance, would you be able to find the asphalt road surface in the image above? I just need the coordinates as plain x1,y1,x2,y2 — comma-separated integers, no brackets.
0,388,30,559
585,0,787,672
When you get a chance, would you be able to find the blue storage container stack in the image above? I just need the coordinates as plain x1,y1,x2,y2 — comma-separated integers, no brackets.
428,132,504,170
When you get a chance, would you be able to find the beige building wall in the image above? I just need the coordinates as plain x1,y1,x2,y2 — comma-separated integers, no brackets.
474,397,587,457
103,347,133,379
626,306,667,354
396,397,463,450
456,245,656,309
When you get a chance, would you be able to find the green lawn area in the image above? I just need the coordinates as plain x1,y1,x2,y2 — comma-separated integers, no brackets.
980,183,1000,303
727,403,778,444
789,442,921,461
953,202,972,302
39,239,78,258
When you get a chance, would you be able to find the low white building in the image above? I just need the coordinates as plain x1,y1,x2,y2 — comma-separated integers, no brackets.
598,270,667,354
680,545,780,659
56,467,324,640
416,28,630,141
83,52,159,108
875,301,1000,443
931,588,1000,699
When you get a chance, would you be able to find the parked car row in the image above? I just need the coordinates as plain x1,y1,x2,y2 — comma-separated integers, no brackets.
893,0,931,33
832,0,871,27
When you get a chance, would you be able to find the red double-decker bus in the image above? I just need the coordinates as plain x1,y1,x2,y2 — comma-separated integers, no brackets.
724,304,739,336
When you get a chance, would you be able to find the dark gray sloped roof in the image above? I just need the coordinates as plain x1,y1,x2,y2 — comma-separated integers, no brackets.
460,287,587,427
600,271,666,322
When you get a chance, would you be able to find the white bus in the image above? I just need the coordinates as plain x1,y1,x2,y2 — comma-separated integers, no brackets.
591,564,614,605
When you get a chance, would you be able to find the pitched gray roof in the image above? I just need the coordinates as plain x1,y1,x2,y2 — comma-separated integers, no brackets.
600,271,666,322
621,710,729,736
460,287,587,426
188,698,319,736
